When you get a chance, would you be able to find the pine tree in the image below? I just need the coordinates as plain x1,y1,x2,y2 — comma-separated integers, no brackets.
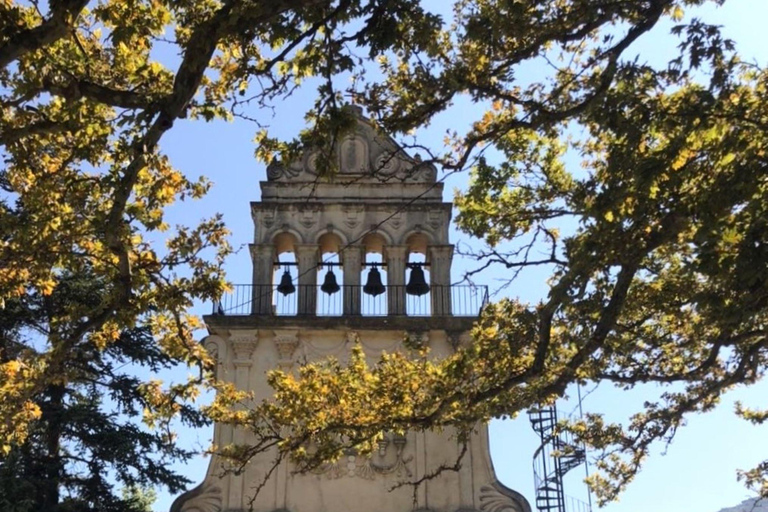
0,274,206,512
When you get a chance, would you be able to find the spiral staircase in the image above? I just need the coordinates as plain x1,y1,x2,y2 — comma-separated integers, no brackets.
528,405,591,512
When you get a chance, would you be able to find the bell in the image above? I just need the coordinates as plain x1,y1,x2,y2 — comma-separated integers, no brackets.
363,266,385,296
276,269,296,295
406,265,430,296
320,269,340,295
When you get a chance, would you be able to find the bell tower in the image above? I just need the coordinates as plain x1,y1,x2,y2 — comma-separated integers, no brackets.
171,106,530,512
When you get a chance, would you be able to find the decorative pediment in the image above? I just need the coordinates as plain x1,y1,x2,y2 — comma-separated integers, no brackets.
265,107,437,183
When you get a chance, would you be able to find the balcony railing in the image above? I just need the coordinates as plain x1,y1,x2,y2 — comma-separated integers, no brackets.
212,284,488,317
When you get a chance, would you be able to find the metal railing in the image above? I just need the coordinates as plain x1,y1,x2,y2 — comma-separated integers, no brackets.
212,284,489,317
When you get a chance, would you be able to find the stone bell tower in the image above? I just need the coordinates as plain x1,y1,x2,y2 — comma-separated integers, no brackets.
171,106,530,512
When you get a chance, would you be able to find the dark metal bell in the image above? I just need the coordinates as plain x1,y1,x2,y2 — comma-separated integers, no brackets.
276,269,296,295
320,269,340,295
363,267,385,296
406,265,430,296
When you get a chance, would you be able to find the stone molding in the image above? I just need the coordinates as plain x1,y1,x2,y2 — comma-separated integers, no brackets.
252,202,452,249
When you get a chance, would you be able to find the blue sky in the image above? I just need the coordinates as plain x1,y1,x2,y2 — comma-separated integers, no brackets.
150,1,768,510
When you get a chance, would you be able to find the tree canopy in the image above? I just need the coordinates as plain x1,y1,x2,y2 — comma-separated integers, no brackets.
1,0,766,508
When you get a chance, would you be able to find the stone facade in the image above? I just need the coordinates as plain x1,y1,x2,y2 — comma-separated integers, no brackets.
170,107,530,512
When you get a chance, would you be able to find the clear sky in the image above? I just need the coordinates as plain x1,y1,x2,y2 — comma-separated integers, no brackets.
149,1,768,510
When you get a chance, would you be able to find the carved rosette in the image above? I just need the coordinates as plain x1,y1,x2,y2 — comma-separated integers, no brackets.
273,330,300,369
229,330,258,366
375,151,401,176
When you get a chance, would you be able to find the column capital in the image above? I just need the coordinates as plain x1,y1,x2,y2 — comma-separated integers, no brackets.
229,329,259,366
273,329,300,370
249,243,275,260
295,244,319,258
427,244,454,258
384,244,409,260
341,244,364,261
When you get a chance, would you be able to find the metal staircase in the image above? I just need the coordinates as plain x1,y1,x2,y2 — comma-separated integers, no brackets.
529,405,590,512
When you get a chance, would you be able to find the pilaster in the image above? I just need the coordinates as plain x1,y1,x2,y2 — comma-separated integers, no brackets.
296,244,319,315
428,244,454,316
384,245,408,315
227,329,258,509
342,245,364,315
250,243,275,315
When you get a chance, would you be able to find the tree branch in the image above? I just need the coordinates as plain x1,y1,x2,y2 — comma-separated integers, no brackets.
0,0,89,69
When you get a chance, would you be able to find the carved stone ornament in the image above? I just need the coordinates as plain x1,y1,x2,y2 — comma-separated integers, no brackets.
345,330,360,345
261,207,277,229
204,338,222,377
266,160,301,181
298,204,321,229
310,433,413,480
405,331,429,350
389,211,404,231
427,209,442,230
204,340,219,362
479,482,531,512
374,151,401,176
170,481,222,512
306,150,320,175
340,135,369,174
448,332,471,351
229,330,258,363
342,204,364,229
417,162,438,182
273,330,300,369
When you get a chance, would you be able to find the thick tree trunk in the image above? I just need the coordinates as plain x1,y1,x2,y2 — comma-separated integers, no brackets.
39,384,64,512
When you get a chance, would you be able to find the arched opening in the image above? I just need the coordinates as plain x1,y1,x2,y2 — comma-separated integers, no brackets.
362,231,388,254
361,233,388,316
405,233,431,316
317,233,343,316
272,232,299,315
405,232,430,255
